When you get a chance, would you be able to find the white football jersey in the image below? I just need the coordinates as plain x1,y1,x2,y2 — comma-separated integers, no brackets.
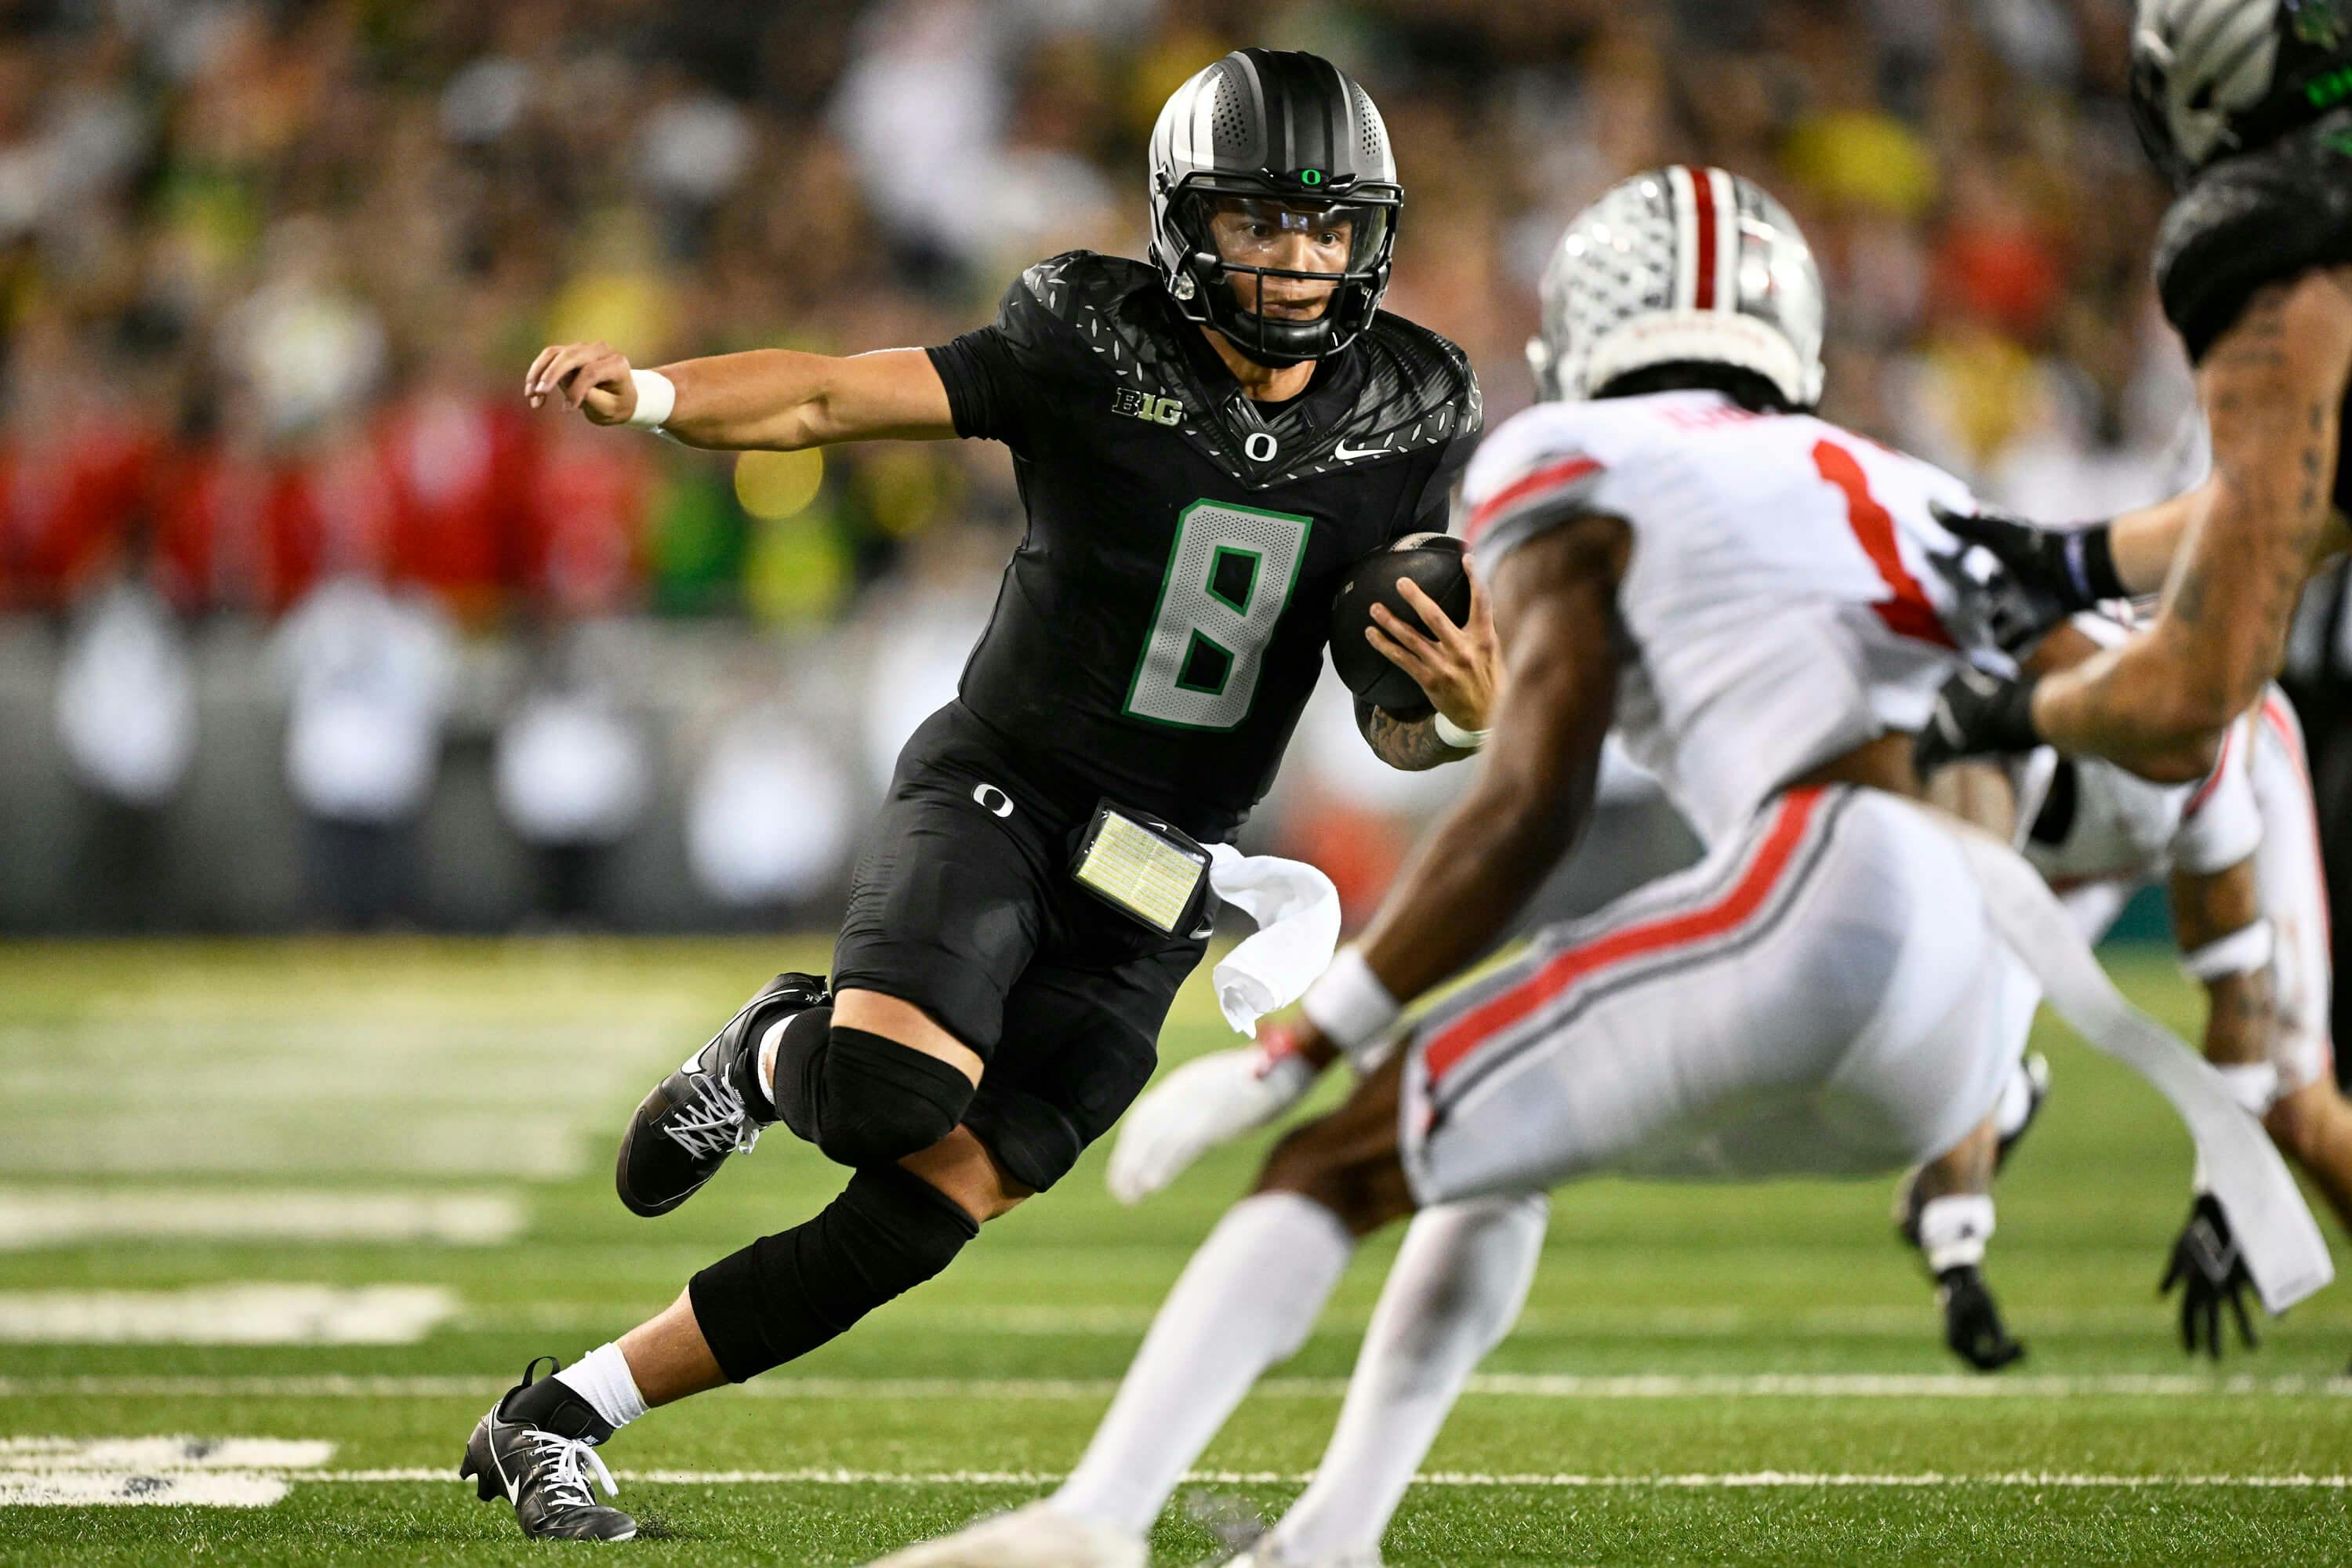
1465,390,1985,844
2010,622,2263,927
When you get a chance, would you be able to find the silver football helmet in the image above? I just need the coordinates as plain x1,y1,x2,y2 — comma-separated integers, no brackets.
1527,165,1825,410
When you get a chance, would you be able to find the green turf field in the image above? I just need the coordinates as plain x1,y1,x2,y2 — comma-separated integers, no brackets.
2,938,2348,1565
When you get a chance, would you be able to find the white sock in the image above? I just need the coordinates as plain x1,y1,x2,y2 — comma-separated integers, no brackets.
1052,1192,1355,1537
1269,1194,1548,1563
756,1011,819,1112
1917,1193,1995,1272
553,1342,648,1432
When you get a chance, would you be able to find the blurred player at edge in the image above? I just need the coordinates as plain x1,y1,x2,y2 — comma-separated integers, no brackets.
1918,0,2352,780
1921,617,2350,1361
460,50,1486,1543
868,166,2070,1568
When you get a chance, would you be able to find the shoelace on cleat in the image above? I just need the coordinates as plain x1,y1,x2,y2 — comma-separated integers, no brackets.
521,1428,619,1508
663,1073,760,1161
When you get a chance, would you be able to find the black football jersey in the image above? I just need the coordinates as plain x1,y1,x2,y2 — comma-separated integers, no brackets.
2154,109,2352,512
925,251,1479,842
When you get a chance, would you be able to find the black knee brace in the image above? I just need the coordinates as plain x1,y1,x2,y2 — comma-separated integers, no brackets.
688,1163,981,1381
771,1022,974,1170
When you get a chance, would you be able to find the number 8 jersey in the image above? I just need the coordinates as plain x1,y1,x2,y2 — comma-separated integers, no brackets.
925,249,1479,842
1464,388,1990,846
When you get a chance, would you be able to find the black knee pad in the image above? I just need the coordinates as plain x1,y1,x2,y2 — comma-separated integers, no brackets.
688,1163,980,1382
800,1026,974,1169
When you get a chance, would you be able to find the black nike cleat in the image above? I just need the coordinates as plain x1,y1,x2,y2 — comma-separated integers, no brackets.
615,971,827,1217
461,1358,637,1541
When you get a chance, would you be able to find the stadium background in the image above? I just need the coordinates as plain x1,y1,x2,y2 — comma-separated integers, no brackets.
3,0,2345,968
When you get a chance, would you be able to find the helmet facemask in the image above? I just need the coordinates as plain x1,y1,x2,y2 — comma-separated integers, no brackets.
1158,175,1399,367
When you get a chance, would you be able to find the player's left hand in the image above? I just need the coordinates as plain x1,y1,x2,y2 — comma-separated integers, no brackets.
2160,1191,2259,1359
1936,1264,2026,1372
1106,1029,1319,1207
1915,668,2044,778
1366,562,1501,733
1926,501,2090,652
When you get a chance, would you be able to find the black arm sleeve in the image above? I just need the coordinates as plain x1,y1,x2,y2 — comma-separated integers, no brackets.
926,328,1029,449
924,258,1097,452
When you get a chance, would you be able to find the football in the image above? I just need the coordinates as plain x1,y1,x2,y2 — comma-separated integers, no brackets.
1329,532,1472,717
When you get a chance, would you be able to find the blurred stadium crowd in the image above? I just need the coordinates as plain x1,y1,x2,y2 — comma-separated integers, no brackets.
0,0,2347,944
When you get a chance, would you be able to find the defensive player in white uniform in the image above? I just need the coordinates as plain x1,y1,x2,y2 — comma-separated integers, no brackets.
1918,614,2350,1356
869,165,2047,1568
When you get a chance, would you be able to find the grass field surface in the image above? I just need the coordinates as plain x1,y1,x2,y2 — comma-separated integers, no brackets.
2,938,2348,1564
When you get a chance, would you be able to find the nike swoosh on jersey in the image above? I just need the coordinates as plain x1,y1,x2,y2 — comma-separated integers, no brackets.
1332,439,1392,462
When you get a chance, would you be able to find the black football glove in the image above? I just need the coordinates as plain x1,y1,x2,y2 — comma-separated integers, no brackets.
2160,1192,2259,1359
1929,501,2121,649
1936,1264,2026,1372
1915,667,2045,777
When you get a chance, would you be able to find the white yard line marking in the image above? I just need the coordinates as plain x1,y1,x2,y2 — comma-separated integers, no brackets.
459,1300,2352,1338
186,1466,2352,1490
0,1438,333,1469
0,1436,333,1508
0,1473,292,1507
0,1285,459,1345
2,1372,2347,1400
0,1191,522,1250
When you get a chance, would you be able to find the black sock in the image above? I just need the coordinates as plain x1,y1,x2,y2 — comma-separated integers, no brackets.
686,1165,980,1382
500,1359,617,1443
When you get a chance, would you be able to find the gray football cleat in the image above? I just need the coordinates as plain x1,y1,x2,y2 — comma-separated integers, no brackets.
460,1358,636,1541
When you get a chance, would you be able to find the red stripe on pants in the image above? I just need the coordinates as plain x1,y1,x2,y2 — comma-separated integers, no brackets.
1422,788,1828,1087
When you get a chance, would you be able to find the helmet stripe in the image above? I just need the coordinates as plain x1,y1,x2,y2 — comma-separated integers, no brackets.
1668,166,1701,310
1688,166,1719,310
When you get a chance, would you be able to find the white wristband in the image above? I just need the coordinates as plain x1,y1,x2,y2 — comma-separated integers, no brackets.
1917,1193,1994,1273
1433,712,1489,751
2213,1062,2282,1117
2182,920,2273,983
626,368,677,430
1300,946,1401,1060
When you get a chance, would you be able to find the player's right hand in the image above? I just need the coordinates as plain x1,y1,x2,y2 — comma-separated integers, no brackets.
2159,1191,2259,1359
525,341,637,423
1107,1031,1319,1207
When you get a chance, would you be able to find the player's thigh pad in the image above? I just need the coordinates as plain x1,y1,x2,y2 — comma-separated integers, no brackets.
1401,788,2024,1203
962,937,1203,1192
830,770,1053,1058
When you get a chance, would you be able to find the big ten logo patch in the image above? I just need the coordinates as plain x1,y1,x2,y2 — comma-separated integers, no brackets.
1113,387,1185,426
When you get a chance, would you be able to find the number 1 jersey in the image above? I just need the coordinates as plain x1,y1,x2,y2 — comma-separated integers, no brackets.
1463,389,1992,847
925,251,1478,842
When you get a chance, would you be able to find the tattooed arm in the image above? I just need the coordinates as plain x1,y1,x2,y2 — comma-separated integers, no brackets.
2031,270,2352,782
1356,699,1473,771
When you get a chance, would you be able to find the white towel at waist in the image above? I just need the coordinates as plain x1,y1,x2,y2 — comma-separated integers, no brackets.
1205,844,1343,1039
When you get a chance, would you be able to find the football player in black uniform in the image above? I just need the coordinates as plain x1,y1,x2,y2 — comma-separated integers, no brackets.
1922,0,2352,783
460,50,1485,1543
1916,0,2352,1356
